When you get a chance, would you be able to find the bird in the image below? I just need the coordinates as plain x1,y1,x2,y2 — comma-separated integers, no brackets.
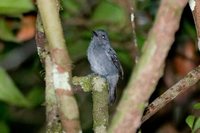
87,29,123,105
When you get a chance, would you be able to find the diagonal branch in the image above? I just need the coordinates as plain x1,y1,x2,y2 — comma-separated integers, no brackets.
143,0,200,123
108,0,188,132
142,65,200,123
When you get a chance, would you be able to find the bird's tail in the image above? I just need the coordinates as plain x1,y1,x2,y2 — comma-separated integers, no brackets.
106,74,119,105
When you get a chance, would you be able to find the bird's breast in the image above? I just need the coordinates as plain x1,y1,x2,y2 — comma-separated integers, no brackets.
87,44,118,76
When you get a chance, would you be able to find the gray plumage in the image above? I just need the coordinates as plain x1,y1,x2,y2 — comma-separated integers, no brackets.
87,29,123,104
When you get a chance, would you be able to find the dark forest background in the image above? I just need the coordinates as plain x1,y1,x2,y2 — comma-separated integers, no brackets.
0,0,199,132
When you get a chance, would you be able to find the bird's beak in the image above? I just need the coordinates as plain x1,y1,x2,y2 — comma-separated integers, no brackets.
92,31,98,37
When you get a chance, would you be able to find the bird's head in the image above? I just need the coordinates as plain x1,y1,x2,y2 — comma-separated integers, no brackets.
91,29,110,46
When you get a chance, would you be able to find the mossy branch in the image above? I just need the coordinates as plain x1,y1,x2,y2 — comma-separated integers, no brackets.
73,75,109,133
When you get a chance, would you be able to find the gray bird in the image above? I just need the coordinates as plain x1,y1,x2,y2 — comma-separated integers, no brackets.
87,29,123,104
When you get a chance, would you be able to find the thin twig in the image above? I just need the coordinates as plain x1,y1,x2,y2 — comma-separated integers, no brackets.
118,0,140,63
142,65,200,123
128,0,140,63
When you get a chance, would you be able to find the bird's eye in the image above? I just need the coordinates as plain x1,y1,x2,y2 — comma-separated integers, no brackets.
102,35,105,39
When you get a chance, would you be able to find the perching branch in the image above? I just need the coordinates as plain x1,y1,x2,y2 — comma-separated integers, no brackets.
73,75,109,133
108,0,188,132
36,0,81,132
142,65,200,123
72,75,93,92
92,76,109,133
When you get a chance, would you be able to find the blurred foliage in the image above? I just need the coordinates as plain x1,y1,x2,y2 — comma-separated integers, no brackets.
0,20,16,42
0,0,34,42
0,121,10,133
0,67,31,107
0,0,199,132
0,0,34,16
186,103,200,133
91,1,126,28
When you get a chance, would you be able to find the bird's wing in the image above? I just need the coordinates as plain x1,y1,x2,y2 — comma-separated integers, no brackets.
105,47,124,78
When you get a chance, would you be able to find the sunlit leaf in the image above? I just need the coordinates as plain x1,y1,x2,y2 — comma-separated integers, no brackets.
186,115,195,129
193,117,200,132
193,103,200,110
0,0,34,16
0,67,31,107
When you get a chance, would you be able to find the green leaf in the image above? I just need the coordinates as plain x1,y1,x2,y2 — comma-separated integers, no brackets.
193,103,200,110
27,87,44,107
92,1,126,28
0,67,31,107
0,121,9,133
186,115,195,129
193,117,200,132
0,0,34,16
0,19,16,42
